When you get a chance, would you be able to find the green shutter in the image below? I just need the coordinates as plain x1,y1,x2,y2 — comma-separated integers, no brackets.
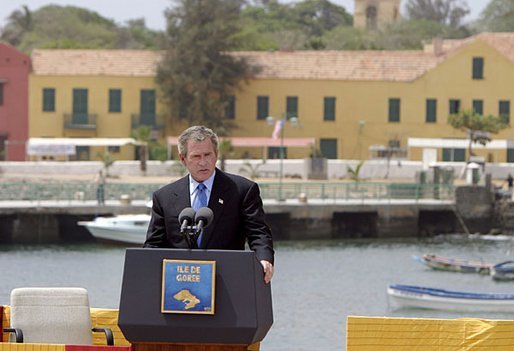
109,89,122,113
225,95,235,119
324,97,336,121
286,96,298,118
72,88,88,124
257,96,269,120
500,100,510,124
472,57,484,80
426,99,437,123
388,98,400,122
508,148,514,163
449,99,460,114
473,100,483,115
42,88,55,112
320,138,337,159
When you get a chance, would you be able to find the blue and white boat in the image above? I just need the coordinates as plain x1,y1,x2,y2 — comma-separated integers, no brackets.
491,260,514,281
387,284,514,312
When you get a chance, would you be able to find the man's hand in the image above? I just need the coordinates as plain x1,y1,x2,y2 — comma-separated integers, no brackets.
260,260,274,284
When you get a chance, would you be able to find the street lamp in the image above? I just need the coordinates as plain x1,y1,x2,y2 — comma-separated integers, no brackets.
266,114,299,201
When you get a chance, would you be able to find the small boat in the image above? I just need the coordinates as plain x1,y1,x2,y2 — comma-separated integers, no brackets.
78,214,150,244
491,260,514,281
387,284,514,312
415,254,492,274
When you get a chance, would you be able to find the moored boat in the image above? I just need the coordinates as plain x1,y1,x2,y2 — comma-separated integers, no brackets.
387,284,514,312
78,214,150,244
415,254,492,274
491,260,514,281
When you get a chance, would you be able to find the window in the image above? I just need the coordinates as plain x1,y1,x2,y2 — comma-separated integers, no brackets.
366,6,377,30
107,146,120,153
225,95,235,119
320,138,337,159
72,89,88,124
268,146,286,159
472,57,484,80
109,89,122,113
449,99,460,115
388,98,400,122
140,89,156,126
499,100,510,124
286,96,298,118
0,83,4,106
43,88,55,112
257,96,269,120
508,148,514,163
442,148,465,162
324,97,336,121
473,99,483,115
426,99,437,123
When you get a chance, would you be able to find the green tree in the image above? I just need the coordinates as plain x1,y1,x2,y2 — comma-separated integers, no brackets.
157,0,254,134
218,138,234,172
131,126,151,173
2,5,161,52
476,0,514,32
405,0,470,28
347,160,365,182
448,110,509,158
96,151,115,176
0,5,33,46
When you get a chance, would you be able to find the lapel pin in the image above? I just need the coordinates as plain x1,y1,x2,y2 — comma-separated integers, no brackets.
219,198,224,204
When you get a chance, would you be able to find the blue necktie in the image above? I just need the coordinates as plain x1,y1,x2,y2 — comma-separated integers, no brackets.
193,183,207,247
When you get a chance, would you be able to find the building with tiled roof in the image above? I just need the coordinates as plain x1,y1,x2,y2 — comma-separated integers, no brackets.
27,32,514,164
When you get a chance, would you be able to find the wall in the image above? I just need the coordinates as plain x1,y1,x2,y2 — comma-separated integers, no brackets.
0,44,30,161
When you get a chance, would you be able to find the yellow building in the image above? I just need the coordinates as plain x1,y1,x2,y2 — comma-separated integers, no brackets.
28,49,164,160
28,33,514,163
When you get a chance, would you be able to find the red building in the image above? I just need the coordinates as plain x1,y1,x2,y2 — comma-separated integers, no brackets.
0,43,30,161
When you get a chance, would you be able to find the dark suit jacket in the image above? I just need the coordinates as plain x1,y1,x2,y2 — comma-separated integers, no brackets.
144,169,274,264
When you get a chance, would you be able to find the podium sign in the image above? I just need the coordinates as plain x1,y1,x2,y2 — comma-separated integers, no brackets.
161,259,216,314
118,248,273,345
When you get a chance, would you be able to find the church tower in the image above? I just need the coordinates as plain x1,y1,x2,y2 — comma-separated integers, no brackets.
354,0,401,31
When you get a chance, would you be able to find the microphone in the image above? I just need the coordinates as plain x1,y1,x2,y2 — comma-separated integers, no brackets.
179,207,196,234
194,207,214,234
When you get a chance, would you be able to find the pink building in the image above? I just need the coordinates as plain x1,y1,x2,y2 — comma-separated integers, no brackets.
0,43,30,161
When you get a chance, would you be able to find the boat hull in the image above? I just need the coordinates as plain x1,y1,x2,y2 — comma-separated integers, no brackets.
78,214,149,244
388,284,514,312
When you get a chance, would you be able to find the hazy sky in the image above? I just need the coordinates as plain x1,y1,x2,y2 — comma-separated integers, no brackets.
0,0,490,31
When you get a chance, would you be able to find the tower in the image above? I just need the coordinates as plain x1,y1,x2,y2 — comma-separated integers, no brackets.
354,0,401,31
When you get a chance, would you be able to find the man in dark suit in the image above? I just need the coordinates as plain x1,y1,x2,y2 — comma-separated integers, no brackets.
144,125,274,283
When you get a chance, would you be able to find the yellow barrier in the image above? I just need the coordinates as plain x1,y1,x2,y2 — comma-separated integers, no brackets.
347,316,514,351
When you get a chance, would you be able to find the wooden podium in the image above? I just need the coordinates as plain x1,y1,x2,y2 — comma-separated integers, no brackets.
118,248,273,351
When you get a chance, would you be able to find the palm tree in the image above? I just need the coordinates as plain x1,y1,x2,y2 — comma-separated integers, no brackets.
131,126,151,173
1,6,33,46
218,138,234,172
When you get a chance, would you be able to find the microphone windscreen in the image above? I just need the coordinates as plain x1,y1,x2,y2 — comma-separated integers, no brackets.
195,207,214,228
179,207,196,224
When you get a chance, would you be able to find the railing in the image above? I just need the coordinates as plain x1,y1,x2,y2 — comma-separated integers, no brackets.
63,113,97,130
0,182,454,203
131,113,165,130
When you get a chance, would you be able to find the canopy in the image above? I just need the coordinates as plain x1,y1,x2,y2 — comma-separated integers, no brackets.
167,136,315,148
27,138,139,155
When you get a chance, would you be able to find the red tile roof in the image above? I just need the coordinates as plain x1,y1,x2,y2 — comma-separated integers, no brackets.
29,33,514,82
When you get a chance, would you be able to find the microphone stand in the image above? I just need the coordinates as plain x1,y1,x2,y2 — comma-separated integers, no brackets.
181,225,200,249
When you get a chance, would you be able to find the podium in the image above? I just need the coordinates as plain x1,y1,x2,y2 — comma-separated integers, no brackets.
118,248,273,351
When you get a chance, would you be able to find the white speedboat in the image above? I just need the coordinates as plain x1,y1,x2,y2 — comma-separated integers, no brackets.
387,284,514,312
78,214,150,244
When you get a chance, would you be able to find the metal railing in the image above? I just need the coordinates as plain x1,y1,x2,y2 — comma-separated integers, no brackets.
0,182,454,203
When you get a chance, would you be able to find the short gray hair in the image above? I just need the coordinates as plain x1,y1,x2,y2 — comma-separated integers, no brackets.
178,125,219,156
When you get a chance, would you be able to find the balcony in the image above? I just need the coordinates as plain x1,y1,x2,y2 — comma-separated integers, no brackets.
63,113,97,130
131,113,165,130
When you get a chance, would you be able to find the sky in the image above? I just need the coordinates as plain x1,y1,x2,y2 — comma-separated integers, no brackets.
0,0,490,31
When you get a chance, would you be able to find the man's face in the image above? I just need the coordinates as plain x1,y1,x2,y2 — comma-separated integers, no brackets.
180,139,218,182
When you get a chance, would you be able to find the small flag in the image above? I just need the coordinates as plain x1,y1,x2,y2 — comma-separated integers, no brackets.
272,119,284,140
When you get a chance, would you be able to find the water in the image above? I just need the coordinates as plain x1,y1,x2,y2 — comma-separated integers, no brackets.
0,236,513,350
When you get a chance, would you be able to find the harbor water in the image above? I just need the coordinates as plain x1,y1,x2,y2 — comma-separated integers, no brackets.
0,235,513,350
